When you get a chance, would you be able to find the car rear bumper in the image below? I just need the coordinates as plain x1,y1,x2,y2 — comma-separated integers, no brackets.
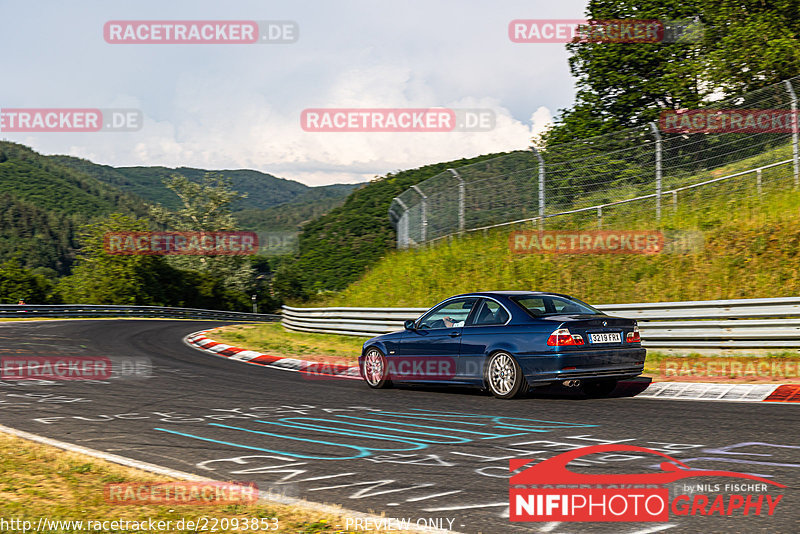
517,347,646,384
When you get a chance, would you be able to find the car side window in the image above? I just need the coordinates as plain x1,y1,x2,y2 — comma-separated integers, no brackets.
417,298,477,329
471,299,509,325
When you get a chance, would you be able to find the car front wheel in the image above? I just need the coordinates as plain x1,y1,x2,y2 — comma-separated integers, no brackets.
486,351,527,399
361,348,392,389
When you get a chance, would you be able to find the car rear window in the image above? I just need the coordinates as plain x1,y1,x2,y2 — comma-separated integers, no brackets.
513,295,601,317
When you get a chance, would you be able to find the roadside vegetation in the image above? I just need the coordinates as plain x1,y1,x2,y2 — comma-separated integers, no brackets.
0,432,412,533
321,146,800,307
211,322,367,362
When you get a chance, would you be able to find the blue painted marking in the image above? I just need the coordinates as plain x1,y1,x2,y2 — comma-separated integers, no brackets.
269,417,481,443
255,419,466,445
328,415,533,439
371,409,599,431
154,426,373,460
156,408,599,461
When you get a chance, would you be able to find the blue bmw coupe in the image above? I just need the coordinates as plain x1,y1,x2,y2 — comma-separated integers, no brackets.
358,291,645,399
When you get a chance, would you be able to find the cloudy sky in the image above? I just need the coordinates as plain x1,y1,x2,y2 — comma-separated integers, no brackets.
0,0,587,185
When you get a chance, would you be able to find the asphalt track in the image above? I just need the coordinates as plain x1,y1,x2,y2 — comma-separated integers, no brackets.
0,319,797,534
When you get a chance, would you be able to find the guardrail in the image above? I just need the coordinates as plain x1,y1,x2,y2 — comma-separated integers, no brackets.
282,297,800,349
0,304,280,322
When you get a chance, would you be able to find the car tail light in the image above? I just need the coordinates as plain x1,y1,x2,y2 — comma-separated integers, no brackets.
547,328,584,346
626,325,641,343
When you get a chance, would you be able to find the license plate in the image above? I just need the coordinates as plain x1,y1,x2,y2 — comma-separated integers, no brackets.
590,332,621,344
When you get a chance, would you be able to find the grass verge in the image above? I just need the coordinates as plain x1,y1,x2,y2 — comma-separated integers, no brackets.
318,149,800,308
210,322,368,363
207,324,799,384
0,431,414,533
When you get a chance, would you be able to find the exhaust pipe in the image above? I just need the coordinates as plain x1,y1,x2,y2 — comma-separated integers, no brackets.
562,379,581,387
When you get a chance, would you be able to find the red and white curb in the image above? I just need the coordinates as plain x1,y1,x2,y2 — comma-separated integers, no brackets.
635,381,799,403
184,330,361,379
185,330,799,402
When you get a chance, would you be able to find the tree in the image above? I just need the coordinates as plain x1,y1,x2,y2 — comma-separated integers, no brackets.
543,0,800,146
56,214,183,305
0,259,53,303
150,173,256,294
703,0,800,94
544,0,708,145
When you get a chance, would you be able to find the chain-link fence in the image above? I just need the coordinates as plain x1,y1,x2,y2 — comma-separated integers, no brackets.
389,76,800,248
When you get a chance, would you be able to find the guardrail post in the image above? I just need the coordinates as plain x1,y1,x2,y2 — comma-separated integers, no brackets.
649,122,662,221
785,80,799,188
531,146,545,230
448,168,465,234
411,185,428,244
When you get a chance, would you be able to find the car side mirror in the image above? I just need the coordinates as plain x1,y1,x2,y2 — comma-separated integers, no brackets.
404,320,416,330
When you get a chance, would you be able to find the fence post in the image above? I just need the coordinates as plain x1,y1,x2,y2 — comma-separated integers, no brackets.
784,80,799,188
411,185,428,244
672,190,678,213
757,168,763,196
392,197,409,248
649,122,662,221
597,206,603,228
448,168,465,234
531,146,545,230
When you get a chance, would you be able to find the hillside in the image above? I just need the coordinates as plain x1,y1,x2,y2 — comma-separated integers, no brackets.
0,142,355,277
51,156,356,214
274,152,516,298
322,148,800,307
0,142,150,274
235,184,359,231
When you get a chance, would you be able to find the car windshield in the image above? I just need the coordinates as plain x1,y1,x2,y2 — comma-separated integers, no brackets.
512,295,602,317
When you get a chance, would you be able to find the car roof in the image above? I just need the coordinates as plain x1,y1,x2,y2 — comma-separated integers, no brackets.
452,291,573,299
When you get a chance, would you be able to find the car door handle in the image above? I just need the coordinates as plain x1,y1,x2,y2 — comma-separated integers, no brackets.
449,331,461,337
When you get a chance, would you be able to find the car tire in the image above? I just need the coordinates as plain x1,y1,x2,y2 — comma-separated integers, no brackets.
583,379,618,397
361,347,392,389
485,351,528,399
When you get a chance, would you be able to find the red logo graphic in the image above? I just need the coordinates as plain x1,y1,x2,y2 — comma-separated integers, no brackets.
510,444,785,522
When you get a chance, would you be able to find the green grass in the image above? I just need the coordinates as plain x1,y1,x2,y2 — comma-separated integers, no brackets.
211,322,368,362
0,432,410,533
319,146,800,308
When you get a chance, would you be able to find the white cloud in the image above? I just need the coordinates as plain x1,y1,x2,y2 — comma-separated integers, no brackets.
0,0,585,185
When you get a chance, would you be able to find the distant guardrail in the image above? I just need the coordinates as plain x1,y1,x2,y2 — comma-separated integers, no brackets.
282,297,800,349
0,304,280,322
